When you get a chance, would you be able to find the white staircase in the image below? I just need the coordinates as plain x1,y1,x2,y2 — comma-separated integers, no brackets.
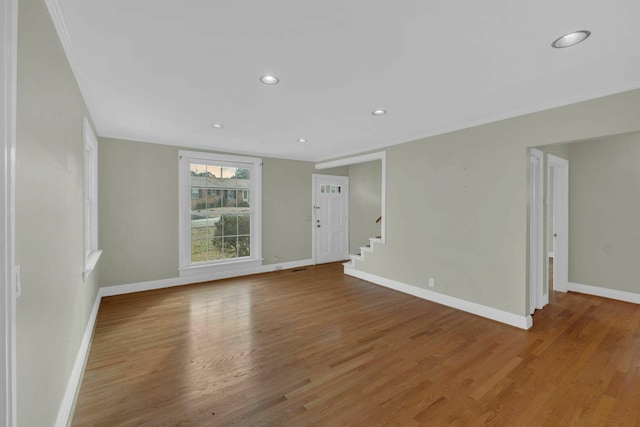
343,237,383,271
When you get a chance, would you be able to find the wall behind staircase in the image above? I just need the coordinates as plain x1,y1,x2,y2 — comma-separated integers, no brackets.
348,160,382,254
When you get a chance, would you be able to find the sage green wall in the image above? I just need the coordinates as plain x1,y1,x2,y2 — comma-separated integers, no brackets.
15,0,100,426
263,159,348,264
355,89,640,316
98,138,179,286
568,132,640,293
98,137,347,287
348,161,382,254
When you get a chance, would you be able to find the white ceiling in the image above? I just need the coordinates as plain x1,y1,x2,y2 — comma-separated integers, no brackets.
51,0,640,161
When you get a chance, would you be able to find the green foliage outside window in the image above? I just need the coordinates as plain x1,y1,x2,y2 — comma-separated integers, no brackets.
211,214,250,257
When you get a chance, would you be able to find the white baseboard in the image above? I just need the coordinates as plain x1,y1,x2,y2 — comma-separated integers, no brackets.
345,268,533,330
568,282,640,304
100,259,313,297
54,291,101,427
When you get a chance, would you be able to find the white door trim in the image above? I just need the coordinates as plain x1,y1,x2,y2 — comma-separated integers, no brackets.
315,151,386,242
1,0,17,425
529,148,545,314
311,174,349,264
547,154,569,293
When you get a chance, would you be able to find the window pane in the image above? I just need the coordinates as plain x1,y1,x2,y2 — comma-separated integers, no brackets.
222,190,236,208
192,191,205,210
238,214,250,235
206,191,221,210
210,237,224,260
191,239,208,263
208,165,222,179
238,236,250,257
206,218,218,238
191,226,207,242
235,168,250,180
223,215,238,236
222,237,238,258
238,191,250,210
222,167,237,188
190,163,206,176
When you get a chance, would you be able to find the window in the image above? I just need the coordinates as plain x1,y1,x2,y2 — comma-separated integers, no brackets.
320,184,341,194
82,117,102,280
179,151,262,275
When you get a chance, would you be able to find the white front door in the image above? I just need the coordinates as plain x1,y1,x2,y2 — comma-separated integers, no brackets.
312,175,349,264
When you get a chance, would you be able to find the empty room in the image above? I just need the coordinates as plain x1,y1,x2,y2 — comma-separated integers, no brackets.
2,0,640,426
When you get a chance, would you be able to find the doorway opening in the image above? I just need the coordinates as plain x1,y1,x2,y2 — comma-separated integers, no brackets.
529,149,569,315
547,154,569,293
314,152,386,266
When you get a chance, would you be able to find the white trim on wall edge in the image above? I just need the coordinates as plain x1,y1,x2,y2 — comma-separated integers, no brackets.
1,0,17,425
315,151,385,170
100,259,313,297
568,282,640,304
54,291,101,427
55,258,313,425
345,268,533,330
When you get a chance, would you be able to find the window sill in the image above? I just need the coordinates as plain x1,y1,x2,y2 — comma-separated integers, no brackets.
83,249,102,282
179,258,263,278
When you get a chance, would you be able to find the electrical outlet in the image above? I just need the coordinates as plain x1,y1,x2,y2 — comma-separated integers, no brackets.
428,277,435,288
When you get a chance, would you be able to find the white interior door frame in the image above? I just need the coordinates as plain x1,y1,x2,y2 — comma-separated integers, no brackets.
315,151,386,243
529,148,545,314
311,174,349,264
548,154,569,293
1,0,17,425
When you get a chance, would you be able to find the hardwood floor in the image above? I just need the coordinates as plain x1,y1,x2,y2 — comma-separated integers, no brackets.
72,263,640,426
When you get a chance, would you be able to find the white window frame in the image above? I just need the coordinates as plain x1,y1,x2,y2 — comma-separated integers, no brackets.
178,150,262,277
82,117,102,281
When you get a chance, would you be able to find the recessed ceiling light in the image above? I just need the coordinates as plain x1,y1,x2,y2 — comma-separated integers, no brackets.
260,75,279,85
371,109,387,116
297,138,308,143
211,123,223,129
551,30,591,48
